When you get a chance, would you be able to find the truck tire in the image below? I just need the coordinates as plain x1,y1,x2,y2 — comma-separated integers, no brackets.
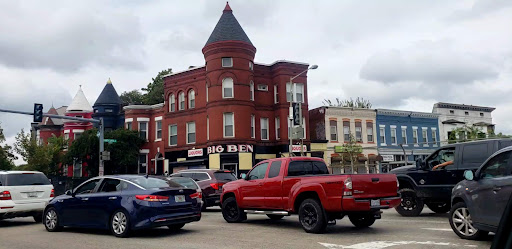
449,202,488,240
426,202,451,214
222,197,247,223
266,214,284,220
395,188,424,217
349,213,376,228
299,198,327,234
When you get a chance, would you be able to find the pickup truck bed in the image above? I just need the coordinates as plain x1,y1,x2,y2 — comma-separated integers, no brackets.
221,157,400,233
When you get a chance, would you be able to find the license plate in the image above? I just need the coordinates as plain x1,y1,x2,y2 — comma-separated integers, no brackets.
27,192,38,198
174,195,185,203
371,199,380,207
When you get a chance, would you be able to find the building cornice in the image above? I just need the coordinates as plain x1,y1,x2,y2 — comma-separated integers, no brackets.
434,102,495,112
123,103,164,111
377,109,440,119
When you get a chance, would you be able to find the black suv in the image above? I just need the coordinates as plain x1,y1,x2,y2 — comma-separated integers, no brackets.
390,139,512,216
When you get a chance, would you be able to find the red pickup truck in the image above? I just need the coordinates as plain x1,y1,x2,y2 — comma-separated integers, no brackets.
221,157,400,233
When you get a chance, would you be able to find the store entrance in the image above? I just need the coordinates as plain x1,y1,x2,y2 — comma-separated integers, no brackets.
222,163,238,176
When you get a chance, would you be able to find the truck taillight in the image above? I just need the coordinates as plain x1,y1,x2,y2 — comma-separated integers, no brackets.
210,183,224,190
343,177,352,196
50,189,55,198
135,195,169,202
190,192,202,199
0,191,12,200
396,179,400,188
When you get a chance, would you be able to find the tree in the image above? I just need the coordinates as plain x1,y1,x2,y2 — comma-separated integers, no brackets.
120,90,144,105
339,134,363,173
323,97,372,109
448,125,485,143
65,129,100,176
141,68,173,105
0,125,16,170
13,130,66,175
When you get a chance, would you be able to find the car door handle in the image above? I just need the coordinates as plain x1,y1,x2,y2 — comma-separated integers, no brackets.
109,197,118,200
82,198,89,201
57,200,63,203
493,187,502,192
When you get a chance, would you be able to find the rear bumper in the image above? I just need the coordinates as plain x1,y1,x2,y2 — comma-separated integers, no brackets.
205,194,221,207
132,210,201,230
0,200,49,219
342,196,401,212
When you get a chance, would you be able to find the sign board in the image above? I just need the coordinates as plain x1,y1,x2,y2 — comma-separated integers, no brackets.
292,126,304,139
291,145,307,152
207,144,254,154
292,103,302,126
381,155,394,162
188,148,203,157
101,151,111,161
104,139,117,143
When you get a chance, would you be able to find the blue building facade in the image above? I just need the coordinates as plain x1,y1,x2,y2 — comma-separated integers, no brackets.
376,109,440,171
92,78,124,131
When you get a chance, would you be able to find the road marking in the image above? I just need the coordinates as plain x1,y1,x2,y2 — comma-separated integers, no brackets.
422,228,453,231
319,241,479,249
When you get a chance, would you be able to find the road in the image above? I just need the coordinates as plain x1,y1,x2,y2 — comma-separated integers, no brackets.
0,208,492,249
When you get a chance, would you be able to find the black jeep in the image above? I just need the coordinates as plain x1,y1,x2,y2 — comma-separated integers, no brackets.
391,139,512,216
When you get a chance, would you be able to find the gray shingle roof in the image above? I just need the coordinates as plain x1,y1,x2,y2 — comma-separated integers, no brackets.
94,81,122,106
205,4,253,47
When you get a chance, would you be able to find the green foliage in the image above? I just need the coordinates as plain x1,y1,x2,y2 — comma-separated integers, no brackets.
323,97,372,109
120,90,144,105
340,134,363,173
142,68,172,105
0,125,16,170
13,130,66,175
448,125,485,143
65,129,99,176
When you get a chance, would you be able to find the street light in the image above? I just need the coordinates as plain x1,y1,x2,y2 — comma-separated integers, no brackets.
288,64,318,157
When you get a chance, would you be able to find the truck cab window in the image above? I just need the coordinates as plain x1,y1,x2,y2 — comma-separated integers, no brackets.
426,148,455,170
268,161,282,178
248,163,269,180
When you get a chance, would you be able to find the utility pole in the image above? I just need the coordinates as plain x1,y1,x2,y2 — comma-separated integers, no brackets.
288,77,295,157
99,118,105,176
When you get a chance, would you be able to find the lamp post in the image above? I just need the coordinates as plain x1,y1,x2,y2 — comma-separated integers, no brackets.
288,64,318,157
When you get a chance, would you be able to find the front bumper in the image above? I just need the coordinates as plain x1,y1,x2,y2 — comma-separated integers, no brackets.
342,196,401,212
0,199,49,218
205,194,221,207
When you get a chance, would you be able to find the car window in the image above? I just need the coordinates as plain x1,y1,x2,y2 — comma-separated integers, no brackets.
75,179,101,195
171,173,182,177
180,173,194,179
213,172,237,181
97,179,129,193
169,177,199,189
268,161,282,178
5,173,51,186
248,163,269,180
130,177,183,189
462,143,490,169
312,161,329,174
480,151,512,179
193,173,210,181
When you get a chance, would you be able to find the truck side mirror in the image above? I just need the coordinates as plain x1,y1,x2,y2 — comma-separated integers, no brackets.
415,158,423,170
240,173,247,180
464,170,474,181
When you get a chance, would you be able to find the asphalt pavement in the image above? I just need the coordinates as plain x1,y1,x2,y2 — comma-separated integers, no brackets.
0,208,492,249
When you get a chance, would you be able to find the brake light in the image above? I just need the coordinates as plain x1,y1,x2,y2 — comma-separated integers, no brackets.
210,183,224,190
50,189,55,198
0,191,12,200
135,195,169,202
343,177,352,196
190,192,202,199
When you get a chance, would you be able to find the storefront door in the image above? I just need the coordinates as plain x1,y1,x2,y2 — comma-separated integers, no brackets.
222,163,238,176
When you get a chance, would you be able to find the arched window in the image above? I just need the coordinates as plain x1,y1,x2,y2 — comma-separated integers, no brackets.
179,92,185,110
188,89,195,109
169,94,175,112
249,81,254,101
222,77,234,98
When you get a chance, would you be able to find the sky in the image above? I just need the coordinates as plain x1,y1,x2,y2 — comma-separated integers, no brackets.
0,0,511,165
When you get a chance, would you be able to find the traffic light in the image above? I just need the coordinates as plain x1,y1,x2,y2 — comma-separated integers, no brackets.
33,103,43,122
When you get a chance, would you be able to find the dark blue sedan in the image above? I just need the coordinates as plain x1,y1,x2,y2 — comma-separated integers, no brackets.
43,175,202,237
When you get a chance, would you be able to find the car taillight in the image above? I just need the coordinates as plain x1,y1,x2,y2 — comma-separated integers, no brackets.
135,195,169,202
50,189,55,198
190,192,202,199
0,191,12,200
210,183,224,190
343,177,352,196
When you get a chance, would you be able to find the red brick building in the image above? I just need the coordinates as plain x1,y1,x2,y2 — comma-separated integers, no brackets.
124,3,313,175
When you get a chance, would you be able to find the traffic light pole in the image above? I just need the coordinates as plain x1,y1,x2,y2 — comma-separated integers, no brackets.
99,118,104,176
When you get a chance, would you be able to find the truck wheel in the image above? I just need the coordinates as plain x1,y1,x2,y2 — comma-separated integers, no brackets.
427,202,451,214
222,197,247,223
449,202,488,240
395,188,424,217
266,214,284,220
349,213,376,228
299,198,327,234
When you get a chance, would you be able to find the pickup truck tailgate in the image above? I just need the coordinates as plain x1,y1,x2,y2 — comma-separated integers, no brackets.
351,174,398,199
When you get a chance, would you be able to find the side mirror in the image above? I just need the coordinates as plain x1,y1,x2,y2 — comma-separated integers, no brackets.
240,173,247,180
415,158,423,170
464,170,474,181
65,190,72,196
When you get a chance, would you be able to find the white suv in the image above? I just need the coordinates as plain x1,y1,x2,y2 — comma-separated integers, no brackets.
0,171,54,222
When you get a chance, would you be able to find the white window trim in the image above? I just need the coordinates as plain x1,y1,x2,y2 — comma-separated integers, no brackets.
275,117,280,140
422,128,429,147
257,84,268,91
413,128,419,147
274,85,279,104
154,116,163,121
251,115,255,139
250,81,254,101
73,129,85,133
302,117,306,139
206,83,208,102
432,127,438,147
379,125,386,146
139,149,150,154
222,78,234,99
188,90,195,109
64,130,70,134
155,119,162,142
125,118,133,123
401,127,408,147
126,122,132,130
179,92,185,110
391,128,397,145
137,117,150,122
169,94,175,112
222,57,233,67
390,125,397,128
223,113,235,138
139,121,149,140
207,116,209,141
186,122,196,144
261,118,269,140
169,124,178,146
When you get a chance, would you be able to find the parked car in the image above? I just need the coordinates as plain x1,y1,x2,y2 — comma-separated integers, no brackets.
0,171,54,222
220,157,400,233
391,139,512,216
449,146,512,240
171,169,237,210
167,176,203,208
43,175,201,237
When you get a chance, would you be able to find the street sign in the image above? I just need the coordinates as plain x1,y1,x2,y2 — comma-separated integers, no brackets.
101,151,111,160
382,155,394,162
292,103,301,126
104,139,117,143
33,103,43,122
292,126,304,139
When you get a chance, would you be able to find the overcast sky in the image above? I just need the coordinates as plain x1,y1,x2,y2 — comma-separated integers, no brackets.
1,0,511,164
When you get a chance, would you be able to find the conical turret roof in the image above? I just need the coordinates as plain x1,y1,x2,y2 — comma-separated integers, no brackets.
94,78,122,106
204,2,253,47
67,86,93,113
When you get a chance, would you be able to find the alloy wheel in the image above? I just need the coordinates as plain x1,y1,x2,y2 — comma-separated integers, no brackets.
301,204,318,229
112,212,127,235
45,210,58,230
225,201,238,219
452,207,478,236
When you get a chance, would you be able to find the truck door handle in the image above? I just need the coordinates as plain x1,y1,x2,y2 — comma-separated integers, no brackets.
371,178,379,182
109,197,118,200
493,187,502,192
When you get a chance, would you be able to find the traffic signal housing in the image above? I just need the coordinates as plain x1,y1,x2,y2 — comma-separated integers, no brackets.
33,103,43,122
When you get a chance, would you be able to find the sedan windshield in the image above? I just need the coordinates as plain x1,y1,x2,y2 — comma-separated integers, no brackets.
130,177,183,189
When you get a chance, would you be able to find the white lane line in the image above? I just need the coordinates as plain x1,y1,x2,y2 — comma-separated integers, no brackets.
422,228,453,231
319,241,479,249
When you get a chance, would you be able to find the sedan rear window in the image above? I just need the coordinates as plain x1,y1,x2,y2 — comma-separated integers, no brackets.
130,177,185,189
6,173,51,186
169,177,199,189
214,172,237,181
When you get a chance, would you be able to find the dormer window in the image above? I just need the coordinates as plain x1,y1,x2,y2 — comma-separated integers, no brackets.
222,57,233,67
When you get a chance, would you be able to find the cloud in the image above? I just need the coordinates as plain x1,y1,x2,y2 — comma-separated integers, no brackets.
0,1,146,72
449,0,512,21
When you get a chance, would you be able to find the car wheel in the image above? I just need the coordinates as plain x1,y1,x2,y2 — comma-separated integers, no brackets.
427,202,451,214
266,214,284,220
349,213,376,228
449,202,488,240
167,223,185,232
44,207,62,232
110,210,130,238
395,188,424,217
33,214,43,223
299,198,327,234
221,197,247,223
